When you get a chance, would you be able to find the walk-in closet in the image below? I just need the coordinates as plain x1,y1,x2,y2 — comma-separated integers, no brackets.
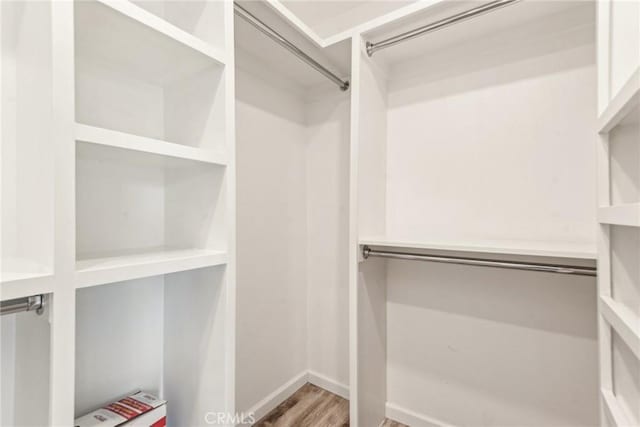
1,1,638,426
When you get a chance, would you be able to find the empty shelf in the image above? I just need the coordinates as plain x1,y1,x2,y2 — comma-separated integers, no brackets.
599,203,640,227
599,296,640,361
75,124,227,165
75,1,224,88
599,67,640,133
76,249,227,288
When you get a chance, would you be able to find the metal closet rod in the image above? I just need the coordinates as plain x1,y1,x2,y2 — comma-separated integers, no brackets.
366,0,521,56
1,294,45,316
362,246,597,277
234,3,350,91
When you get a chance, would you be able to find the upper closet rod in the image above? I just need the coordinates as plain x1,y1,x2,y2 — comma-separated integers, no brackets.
1,295,45,316
234,3,350,91
366,0,521,56
362,246,597,277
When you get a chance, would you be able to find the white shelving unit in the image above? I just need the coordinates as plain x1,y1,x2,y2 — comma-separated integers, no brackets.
596,1,640,425
2,1,638,426
1,0,236,425
1,0,54,299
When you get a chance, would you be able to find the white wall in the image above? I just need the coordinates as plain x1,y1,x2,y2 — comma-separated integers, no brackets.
235,53,351,414
385,7,597,249
387,260,599,426
305,88,350,390
235,62,309,414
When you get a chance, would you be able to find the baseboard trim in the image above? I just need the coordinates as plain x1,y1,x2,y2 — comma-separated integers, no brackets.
246,371,308,422
307,370,349,399
386,402,455,427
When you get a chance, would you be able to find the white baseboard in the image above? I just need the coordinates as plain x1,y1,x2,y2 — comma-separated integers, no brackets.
246,374,456,427
245,370,349,423
386,402,455,427
307,370,349,399
246,371,308,422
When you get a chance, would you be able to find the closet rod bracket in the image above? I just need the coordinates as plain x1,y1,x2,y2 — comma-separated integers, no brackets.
1,294,46,316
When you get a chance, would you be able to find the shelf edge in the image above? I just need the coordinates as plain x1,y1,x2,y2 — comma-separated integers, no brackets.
76,251,228,289
359,237,597,260
600,296,640,361
598,204,640,227
601,389,633,427
1,274,55,301
75,123,227,166
598,67,640,133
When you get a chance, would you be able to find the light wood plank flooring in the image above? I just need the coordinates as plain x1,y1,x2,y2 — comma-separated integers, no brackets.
253,383,408,427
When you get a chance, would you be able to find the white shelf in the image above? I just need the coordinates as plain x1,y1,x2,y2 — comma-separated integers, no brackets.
96,0,225,66
599,67,640,133
1,258,54,300
76,248,227,289
1,272,54,302
75,1,224,88
359,237,597,260
599,204,640,227
600,296,640,361
75,123,227,166
601,389,634,427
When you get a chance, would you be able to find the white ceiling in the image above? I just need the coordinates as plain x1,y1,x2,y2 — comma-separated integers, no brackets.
279,0,416,39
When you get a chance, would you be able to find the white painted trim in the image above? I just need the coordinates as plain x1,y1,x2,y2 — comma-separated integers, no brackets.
245,371,308,423
348,34,363,427
601,389,634,427
307,371,349,400
385,402,456,427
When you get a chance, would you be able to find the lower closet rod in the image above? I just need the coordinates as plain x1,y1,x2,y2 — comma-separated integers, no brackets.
234,3,350,91
362,246,597,276
1,295,45,316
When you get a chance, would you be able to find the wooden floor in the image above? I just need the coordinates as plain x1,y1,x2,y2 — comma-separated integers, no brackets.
253,383,408,427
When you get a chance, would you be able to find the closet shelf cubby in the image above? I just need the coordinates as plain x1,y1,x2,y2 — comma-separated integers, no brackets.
599,67,640,133
75,0,227,151
76,248,227,289
76,142,227,286
75,123,227,166
359,237,598,260
87,0,226,66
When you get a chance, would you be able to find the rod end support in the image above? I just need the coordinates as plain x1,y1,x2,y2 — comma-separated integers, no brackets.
340,80,350,91
365,41,375,57
362,245,371,259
